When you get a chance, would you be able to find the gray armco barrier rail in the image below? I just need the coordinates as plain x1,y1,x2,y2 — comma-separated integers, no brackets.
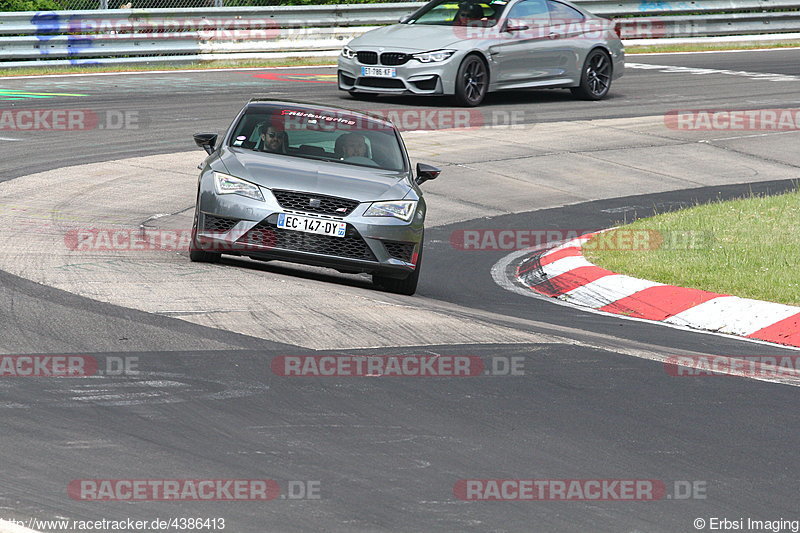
0,0,799,68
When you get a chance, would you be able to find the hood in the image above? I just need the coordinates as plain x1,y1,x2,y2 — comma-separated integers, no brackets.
349,24,463,51
220,148,412,203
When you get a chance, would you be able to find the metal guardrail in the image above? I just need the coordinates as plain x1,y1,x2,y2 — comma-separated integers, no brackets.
0,1,798,68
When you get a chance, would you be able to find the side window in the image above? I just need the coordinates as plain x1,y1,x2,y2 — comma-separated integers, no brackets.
547,0,584,22
505,0,550,23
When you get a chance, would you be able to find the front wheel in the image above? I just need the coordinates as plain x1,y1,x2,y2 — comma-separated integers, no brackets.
189,211,221,263
452,55,488,107
570,49,613,101
373,243,423,296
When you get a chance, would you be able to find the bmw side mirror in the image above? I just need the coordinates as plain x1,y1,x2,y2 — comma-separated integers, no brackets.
416,163,440,185
503,19,530,32
194,132,218,155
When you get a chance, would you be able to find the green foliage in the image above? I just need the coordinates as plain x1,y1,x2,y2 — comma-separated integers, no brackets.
0,0,60,11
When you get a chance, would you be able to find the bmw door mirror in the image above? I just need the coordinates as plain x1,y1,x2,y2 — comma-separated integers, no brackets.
194,132,218,155
415,163,441,185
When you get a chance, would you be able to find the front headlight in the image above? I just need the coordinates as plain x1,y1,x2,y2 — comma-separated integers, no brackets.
364,200,417,222
411,49,455,63
341,46,357,59
213,172,264,202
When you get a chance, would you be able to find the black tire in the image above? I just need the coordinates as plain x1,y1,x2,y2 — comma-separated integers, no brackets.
373,242,423,296
189,212,221,263
570,49,613,101
452,55,488,107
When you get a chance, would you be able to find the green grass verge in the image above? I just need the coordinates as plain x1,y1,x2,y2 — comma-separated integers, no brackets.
1,39,799,77
583,189,800,306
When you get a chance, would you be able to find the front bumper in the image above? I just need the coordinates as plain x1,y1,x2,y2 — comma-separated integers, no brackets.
338,53,460,96
195,188,424,278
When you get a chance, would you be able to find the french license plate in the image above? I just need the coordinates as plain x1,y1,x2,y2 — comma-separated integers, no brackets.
361,66,397,77
277,213,347,238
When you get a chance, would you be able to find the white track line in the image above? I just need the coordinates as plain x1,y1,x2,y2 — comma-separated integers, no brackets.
626,62,800,81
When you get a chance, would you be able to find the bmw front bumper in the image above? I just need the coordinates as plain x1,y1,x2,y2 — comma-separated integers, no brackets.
337,53,461,96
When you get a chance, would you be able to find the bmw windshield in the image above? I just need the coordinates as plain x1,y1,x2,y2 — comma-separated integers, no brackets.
406,0,509,26
229,104,408,172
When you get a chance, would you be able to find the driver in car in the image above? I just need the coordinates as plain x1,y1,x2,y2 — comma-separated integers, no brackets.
261,125,286,154
339,133,369,159
454,2,487,25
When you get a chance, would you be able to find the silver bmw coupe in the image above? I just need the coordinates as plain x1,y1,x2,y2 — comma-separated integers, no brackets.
338,0,624,106
190,100,439,295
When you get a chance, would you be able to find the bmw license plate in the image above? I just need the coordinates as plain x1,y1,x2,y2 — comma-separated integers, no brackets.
277,213,347,238
361,66,396,77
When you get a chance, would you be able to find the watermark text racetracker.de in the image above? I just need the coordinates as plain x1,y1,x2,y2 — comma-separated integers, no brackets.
452,17,669,40
68,479,321,501
450,228,713,251
0,109,141,132
665,109,800,131
272,355,524,377
67,16,281,39
279,107,529,132
0,355,139,377
453,479,707,501
665,355,800,378
65,228,197,252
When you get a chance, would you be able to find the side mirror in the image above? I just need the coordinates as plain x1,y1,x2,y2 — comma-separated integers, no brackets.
415,163,440,185
194,132,218,155
504,22,530,32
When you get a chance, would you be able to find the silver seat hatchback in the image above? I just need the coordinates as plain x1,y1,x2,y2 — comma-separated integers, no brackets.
191,100,440,295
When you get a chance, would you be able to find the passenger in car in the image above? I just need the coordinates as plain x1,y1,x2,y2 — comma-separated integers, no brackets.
337,133,370,159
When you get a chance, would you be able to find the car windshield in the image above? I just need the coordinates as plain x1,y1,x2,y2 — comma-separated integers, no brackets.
407,0,509,26
229,104,407,172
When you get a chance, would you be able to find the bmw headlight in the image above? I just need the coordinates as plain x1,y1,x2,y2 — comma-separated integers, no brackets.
213,172,264,202
364,200,417,222
411,49,455,63
341,46,357,59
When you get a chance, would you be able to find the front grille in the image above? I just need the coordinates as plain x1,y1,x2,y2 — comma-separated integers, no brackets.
358,77,405,89
271,190,360,217
356,51,378,65
380,52,410,66
383,241,415,262
239,220,376,261
204,214,239,232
